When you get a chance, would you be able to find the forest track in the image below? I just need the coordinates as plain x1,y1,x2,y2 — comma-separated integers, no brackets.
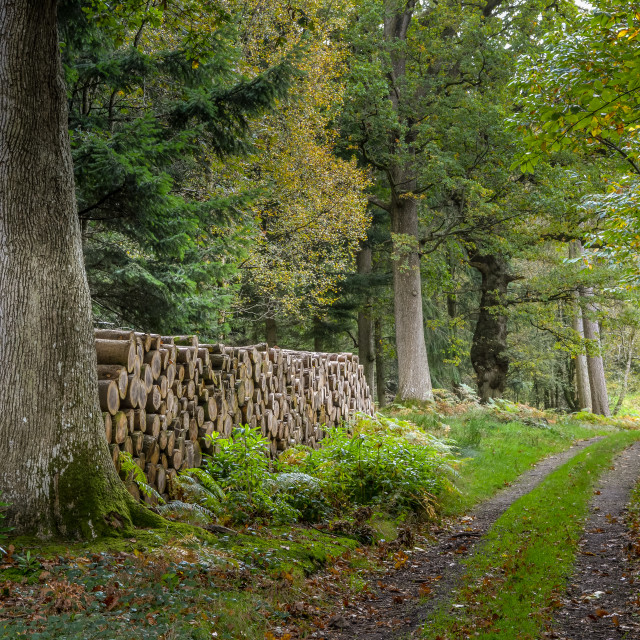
550,441,640,640
321,437,604,640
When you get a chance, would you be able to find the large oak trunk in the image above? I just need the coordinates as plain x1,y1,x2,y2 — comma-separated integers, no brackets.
0,0,144,537
391,195,432,401
469,253,514,403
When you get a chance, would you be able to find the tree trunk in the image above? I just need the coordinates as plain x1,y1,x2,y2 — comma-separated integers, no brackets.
265,316,277,347
357,244,375,390
313,316,323,353
469,253,514,403
613,331,635,416
568,241,592,411
374,317,386,408
391,195,433,401
581,287,610,416
571,299,592,412
0,0,152,537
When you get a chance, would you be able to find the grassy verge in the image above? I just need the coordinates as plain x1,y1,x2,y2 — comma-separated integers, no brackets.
421,429,640,640
391,406,618,515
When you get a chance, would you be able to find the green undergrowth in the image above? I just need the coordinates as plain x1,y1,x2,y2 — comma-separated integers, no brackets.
0,522,365,640
162,415,458,530
390,404,620,515
0,403,634,639
421,430,640,640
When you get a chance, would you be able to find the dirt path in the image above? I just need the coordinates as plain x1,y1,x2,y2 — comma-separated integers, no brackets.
550,441,640,640
320,437,604,640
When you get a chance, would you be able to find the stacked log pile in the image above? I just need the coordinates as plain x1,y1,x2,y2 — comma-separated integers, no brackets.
95,330,374,502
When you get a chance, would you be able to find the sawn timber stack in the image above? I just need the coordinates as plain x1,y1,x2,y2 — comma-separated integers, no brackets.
95,330,374,503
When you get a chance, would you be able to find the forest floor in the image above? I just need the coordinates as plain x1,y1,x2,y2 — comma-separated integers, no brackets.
1,401,640,639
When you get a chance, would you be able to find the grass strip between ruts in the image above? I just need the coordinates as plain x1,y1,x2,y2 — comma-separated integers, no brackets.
421,430,640,640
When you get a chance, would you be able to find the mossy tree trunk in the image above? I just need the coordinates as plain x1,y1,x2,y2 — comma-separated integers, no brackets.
0,0,151,538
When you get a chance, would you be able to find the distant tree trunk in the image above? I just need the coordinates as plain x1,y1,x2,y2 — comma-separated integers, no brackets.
568,241,592,411
313,317,323,352
469,253,517,403
265,317,278,347
562,356,579,412
572,301,592,411
581,287,610,416
357,245,375,390
613,330,635,416
374,317,386,408
0,0,151,537
391,193,433,402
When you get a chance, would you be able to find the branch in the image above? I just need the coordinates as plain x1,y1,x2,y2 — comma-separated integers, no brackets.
368,196,391,212
78,184,126,219
595,135,640,176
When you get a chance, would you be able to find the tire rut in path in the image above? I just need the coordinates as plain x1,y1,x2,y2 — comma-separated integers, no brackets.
550,441,640,640
322,437,604,640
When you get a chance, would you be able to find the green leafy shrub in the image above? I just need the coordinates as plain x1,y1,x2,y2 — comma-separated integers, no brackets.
161,415,456,528
268,472,329,522
281,413,457,517
172,427,301,525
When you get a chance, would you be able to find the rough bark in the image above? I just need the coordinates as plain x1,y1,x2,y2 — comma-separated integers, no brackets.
0,0,153,537
357,244,375,391
374,317,386,408
581,287,611,416
391,194,433,401
469,253,515,403
613,331,635,416
568,241,592,411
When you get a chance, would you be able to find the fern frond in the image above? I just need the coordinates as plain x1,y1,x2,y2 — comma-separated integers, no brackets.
119,451,165,504
182,468,226,502
156,500,215,525
171,475,223,514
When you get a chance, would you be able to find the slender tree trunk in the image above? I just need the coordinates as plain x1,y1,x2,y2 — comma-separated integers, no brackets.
0,0,150,537
568,241,592,411
374,317,386,408
581,287,610,416
613,331,635,416
391,195,432,401
265,316,277,347
469,253,514,403
357,245,375,390
571,299,592,411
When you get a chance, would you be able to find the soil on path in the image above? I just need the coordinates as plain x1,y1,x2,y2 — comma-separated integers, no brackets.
550,441,640,640
320,437,603,640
